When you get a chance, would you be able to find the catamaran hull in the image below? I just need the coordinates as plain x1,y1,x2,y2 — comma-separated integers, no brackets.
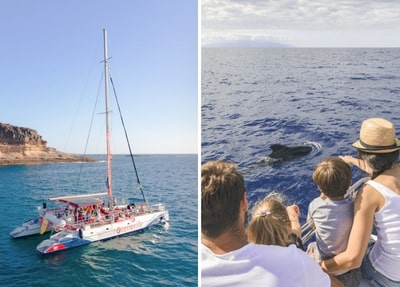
37,210,169,254
10,217,52,239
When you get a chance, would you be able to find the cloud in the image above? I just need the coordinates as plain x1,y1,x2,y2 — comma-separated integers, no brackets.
202,0,400,47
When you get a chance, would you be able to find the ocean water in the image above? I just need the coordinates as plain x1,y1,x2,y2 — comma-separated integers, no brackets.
202,48,400,220
0,154,197,287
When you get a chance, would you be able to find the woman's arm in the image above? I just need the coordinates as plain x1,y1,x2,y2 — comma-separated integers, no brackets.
320,186,378,274
339,155,372,174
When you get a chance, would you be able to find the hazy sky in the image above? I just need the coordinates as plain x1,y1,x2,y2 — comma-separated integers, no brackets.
202,0,400,47
1,0,198,154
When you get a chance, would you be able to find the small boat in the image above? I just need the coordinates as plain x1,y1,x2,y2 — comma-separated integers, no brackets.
35,29,169,254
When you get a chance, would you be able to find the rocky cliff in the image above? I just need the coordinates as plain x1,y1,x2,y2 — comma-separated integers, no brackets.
0,123,94,165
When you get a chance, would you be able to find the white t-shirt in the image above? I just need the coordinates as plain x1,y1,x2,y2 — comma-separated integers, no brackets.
201,242,330,287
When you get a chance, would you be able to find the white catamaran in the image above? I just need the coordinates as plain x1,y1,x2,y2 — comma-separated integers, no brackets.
15,29,168,254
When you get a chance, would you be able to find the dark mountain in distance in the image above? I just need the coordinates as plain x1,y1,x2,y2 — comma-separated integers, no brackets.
203,39,292,48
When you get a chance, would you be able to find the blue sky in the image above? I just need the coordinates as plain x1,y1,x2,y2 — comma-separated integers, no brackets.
202,0,400,47
1,0,198,154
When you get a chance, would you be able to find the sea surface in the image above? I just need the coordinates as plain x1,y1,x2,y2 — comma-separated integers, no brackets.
0,154,197,287
202,48,400,222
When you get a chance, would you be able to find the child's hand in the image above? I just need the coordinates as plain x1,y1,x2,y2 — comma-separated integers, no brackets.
286,204,300,218
306,242,320,261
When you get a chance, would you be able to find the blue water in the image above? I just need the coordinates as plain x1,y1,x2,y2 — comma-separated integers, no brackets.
0,154,197,287
202,48,400,220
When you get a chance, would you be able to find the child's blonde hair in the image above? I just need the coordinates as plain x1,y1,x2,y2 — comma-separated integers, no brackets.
247,192,291,246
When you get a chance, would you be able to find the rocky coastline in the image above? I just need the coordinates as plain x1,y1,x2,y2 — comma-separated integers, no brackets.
0,123,94,165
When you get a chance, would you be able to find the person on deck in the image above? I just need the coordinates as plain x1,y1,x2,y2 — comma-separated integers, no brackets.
201,160,343,287
320,118,400,286
307,157,361,287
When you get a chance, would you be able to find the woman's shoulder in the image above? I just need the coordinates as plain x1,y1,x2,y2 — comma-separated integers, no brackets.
370,173,400,196
356,183,383,211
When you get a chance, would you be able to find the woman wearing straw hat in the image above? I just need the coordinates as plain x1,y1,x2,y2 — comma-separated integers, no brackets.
320,118,400,286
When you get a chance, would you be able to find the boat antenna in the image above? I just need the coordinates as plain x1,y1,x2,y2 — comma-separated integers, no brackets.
103,28,113,206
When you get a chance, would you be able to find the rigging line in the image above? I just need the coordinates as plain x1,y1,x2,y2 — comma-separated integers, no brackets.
108,70,147,204
77,72,104,185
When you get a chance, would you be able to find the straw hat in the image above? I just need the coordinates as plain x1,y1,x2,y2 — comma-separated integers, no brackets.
352,118,400,153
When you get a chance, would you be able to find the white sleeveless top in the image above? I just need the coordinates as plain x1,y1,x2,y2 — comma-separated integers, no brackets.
366,180,400,281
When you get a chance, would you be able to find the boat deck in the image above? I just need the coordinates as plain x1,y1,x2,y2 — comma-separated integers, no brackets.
59,203,165,231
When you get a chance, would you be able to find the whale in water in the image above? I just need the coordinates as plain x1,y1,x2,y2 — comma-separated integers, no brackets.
250,143,318,169
261,144,313,163
266,144,313,162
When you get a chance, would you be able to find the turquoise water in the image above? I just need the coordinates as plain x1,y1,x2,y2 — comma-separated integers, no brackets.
0,154,198,287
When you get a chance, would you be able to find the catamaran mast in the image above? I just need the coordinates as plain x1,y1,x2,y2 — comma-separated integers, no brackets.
103,28,113,204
